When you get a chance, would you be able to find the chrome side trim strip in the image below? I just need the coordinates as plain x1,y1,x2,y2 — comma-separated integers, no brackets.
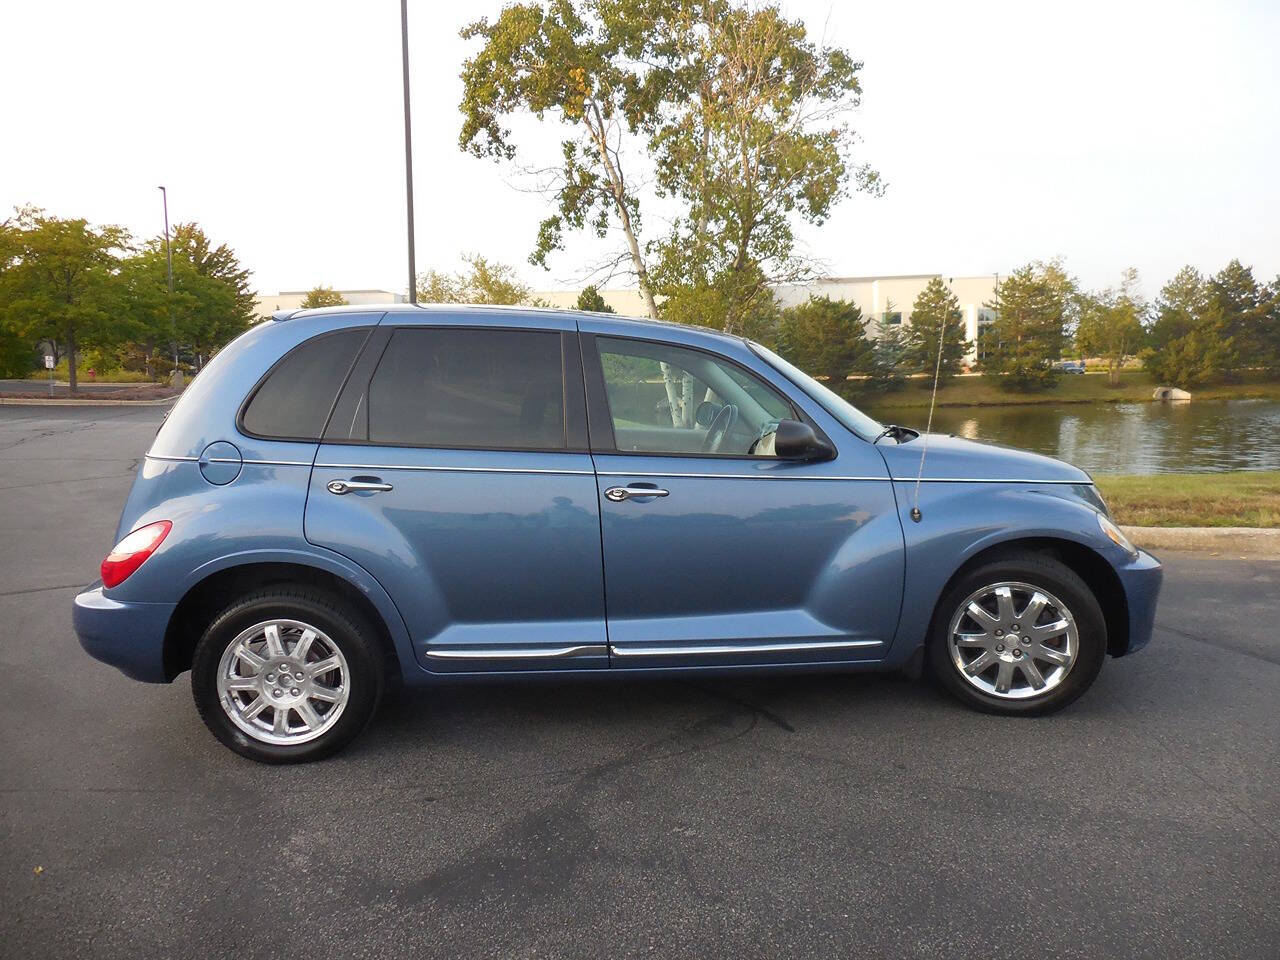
902,477,1084,484
596,470,885,481
597,470,1082,484
145,455,313,467
425,644,608,660
608,638,883,657
315,462,595,476
155,454,1082,485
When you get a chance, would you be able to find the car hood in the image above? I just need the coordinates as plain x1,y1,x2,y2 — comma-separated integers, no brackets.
874,433,1091,484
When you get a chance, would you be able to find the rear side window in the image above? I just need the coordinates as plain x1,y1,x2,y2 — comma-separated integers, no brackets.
366,328,565,450
240,329,368,440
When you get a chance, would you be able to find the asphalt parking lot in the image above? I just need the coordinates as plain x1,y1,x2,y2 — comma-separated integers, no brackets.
1,403,1277,960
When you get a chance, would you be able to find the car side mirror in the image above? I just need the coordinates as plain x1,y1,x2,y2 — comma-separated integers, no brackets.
773,419,835,461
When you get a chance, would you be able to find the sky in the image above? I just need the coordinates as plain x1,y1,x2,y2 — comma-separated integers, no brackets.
2,0,1277,300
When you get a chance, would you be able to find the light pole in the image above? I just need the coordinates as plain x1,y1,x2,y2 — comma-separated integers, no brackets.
396,0,417,302
158,186,177,374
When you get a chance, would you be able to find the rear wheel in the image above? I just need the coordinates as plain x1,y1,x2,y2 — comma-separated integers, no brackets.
191,587,384,763
927,553,1106,715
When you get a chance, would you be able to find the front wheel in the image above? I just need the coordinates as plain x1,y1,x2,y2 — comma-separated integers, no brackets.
927,554,1107,715
191,587,384,763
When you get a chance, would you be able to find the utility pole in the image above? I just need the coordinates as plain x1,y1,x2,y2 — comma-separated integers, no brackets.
158,186,177,374
400,0,418,304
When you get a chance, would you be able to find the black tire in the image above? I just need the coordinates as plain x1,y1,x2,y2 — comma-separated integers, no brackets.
926,552,1106,716
191,586,384,763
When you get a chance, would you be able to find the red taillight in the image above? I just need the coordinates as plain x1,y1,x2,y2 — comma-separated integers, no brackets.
101,520,172,588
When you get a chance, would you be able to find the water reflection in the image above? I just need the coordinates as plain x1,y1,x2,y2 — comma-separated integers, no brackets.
866,399,1280,475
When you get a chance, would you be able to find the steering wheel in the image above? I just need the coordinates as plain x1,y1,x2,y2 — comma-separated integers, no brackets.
700,402,739,454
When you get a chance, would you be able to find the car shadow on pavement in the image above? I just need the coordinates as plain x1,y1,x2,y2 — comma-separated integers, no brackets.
357,670,942,754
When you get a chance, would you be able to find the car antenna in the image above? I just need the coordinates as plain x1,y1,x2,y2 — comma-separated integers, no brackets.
910,278,951,523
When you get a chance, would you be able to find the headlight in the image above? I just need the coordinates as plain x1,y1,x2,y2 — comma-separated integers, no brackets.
1097,512,1137,558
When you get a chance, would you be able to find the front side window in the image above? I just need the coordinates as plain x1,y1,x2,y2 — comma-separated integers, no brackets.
750,340,883,441
596,336,794,456
366,328,565,450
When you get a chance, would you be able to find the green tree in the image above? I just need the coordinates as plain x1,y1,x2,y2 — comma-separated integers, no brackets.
115,249,172,378
0,207,129,392
168,223,256,333
1143,261,1275,386
646,2,880,333
979,262,1073,391
868,300,908,390
459,2,662,316
775,296,873,382
1147,266,1205,356
1264,276,1280,376
658,262,781,341
458,0,879,334
0,218,31,376
299,286,348,309
1206,259,1268,380
574,285,614,312
905,278,970,385
1076,268,1147,386
1143,266,1215,386
117,230,249,375
417,254,539,306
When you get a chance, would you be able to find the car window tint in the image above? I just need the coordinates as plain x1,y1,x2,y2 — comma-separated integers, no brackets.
367,328,565,450
240,329,367,439
596,337,795,456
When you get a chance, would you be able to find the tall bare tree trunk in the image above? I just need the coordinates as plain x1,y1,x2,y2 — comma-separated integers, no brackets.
585,106,660,322
67,326,77,395
584,105,682,424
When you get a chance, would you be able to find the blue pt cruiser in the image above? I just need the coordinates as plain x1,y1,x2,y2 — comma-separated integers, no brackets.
74,305,1162,763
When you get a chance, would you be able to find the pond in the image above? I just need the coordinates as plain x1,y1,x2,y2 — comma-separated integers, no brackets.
863,399,1280,475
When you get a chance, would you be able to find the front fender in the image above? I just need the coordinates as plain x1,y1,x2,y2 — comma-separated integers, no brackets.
889,481,1129,662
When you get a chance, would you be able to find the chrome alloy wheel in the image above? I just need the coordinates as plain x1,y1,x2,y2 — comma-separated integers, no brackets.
946,582,1079,700
215,619,350,746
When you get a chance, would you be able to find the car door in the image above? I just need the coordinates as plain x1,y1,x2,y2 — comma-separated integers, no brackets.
579,321,904,667
304,314,607,672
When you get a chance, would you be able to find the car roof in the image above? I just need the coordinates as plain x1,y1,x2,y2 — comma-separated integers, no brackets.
273,302,747,348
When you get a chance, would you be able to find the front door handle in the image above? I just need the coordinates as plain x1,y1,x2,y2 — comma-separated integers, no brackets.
327,478,394,495
604,484,670,502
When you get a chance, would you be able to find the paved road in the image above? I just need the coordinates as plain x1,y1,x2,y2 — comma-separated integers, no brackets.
1,404,1276,960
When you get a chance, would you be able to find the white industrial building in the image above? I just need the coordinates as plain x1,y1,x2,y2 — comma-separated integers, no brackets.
253,289,407,322
533,273,1000,358
256,274,999,360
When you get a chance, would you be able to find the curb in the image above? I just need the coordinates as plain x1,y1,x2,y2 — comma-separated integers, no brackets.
0,396,179,407
1122,525,1280,557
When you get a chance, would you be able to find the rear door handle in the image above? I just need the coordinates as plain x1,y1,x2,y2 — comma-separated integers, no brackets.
604,485,670,502
327,478,394,495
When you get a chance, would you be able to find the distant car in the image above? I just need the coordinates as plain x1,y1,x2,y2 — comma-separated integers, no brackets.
74,305,1162,763
1056,360,1087,374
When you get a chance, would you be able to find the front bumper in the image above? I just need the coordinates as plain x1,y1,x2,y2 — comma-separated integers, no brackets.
73,583,176,683
1114,548,1163,655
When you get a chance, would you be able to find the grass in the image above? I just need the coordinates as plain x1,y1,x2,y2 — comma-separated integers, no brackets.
845,370,1280,409
1094,471,1280,528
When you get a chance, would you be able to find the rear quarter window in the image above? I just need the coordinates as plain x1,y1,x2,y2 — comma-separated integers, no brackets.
239,328,369,440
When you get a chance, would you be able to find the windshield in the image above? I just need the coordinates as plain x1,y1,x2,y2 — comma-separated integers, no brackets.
749,341,883,441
